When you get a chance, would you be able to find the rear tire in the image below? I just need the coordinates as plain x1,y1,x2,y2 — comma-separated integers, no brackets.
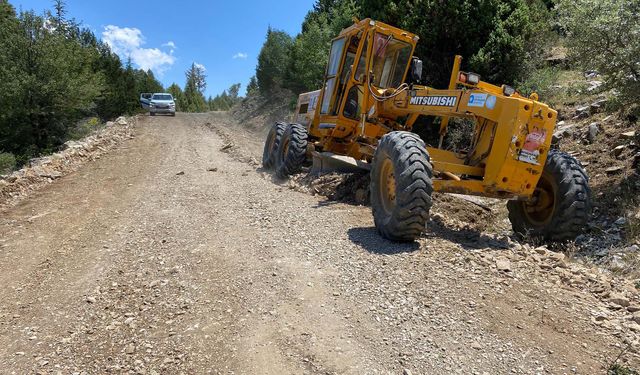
262,122,286,169
275,124,308,179
150,112,156,116
371,132,433,242
507,149,591,242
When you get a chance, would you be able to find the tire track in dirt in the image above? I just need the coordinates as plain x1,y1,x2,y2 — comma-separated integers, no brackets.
0,113,637,374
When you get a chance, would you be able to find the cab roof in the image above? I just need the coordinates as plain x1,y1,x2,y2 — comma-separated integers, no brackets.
338,18,418,43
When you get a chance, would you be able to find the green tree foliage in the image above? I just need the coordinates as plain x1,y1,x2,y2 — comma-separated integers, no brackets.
208,83,242,111
558,0,640,105
228,83,241,100
0,152,16,174
172,67,242,113
285,17,331,94
256,28,294,94
246,76,260,97
254,0,551,95
135,69,164,94
287,0,359,93
360,0,551,87
167,83,186,112
183,63,208,112
0,0,163,165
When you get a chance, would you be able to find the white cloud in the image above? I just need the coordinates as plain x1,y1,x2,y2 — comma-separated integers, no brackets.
233,52,248,60
102,25,175,74
102,25,143,52
162,41,176,49
162,41,177,54
131,48,176,72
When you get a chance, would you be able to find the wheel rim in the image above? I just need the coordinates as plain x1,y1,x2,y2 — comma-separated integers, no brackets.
523,172,557,226
378,158,397,215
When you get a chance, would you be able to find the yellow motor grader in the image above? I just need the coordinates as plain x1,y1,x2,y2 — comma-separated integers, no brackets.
262,18,591,242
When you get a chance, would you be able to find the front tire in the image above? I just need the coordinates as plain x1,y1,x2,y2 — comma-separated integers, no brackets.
507,149,591,242
275,124,308,179
371,132,434,242
262,122,287,169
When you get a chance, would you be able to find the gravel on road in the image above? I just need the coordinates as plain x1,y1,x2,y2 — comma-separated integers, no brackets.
0,113,637,374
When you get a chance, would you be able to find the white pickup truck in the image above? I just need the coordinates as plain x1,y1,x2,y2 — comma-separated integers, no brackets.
140,93,176,116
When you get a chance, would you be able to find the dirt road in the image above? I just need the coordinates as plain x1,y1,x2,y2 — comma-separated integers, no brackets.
0,113,637,374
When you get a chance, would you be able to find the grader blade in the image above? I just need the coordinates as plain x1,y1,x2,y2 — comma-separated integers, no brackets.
310,151,370,175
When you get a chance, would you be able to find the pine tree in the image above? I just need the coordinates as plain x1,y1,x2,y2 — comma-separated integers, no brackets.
246,76,259,97
167,83,186,112
52,0,66,28
0,0,168,165
228,83,241,100
183,63,208,112
256,28,294,94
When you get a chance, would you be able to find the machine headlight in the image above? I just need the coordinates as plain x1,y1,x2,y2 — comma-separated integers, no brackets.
503,85,516,96
466,73,480,85
458,72,481,85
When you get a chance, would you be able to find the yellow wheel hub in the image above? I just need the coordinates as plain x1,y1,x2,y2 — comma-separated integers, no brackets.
524,172,557,226
379,158,397,214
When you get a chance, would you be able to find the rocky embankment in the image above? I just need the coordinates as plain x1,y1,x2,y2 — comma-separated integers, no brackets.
0,116,137,210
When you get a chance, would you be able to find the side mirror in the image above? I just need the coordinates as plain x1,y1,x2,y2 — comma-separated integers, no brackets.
410,57,423,84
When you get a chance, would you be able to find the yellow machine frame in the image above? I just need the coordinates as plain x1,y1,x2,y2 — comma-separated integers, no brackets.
305,18,557,200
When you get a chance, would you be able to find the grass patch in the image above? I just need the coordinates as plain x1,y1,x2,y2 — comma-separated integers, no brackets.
516,68,602,109
68,117,102,140
0,152,16,174
609,364,639,375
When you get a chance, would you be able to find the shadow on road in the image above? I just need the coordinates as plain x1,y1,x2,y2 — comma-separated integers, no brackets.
426,216,510,251
347,227,420,255
347,216,510,255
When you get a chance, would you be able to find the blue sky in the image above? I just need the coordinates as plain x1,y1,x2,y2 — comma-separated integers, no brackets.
9,0,316,97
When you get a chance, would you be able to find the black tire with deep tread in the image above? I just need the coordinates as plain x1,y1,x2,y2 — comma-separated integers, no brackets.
507,149,592,242
275,124,308,179
262,121,287,169
371,131,434,242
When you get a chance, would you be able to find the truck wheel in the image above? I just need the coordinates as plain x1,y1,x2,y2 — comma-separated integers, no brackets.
371,132,433,242
507,149,591,242
262,121,287,169
275,124,308,179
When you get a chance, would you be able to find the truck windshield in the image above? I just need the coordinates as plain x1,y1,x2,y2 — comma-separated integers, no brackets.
371,33,412,89
152,95,173,101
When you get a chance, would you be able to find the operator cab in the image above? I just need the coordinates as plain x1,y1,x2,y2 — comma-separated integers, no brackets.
312,19,418,144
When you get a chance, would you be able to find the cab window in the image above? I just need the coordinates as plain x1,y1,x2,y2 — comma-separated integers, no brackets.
320,38,346,114
371,34,412,89
331,33,361,116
